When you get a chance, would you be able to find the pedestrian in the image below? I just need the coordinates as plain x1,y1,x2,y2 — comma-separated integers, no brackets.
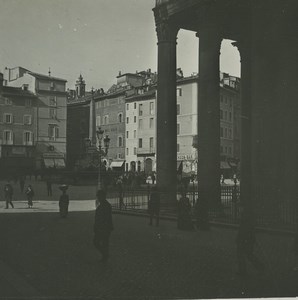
93,189,114,263
116,176,125,210
19,176,25,193
151,173,156,185
148,186,160,226
25,184,34,208
236,215,265,277
4,181,14,209
59,184,69,218
46,178,52,196
177,190,194,230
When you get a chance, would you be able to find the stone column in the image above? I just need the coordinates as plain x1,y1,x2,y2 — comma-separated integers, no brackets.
155,20,178,205
233,40,253,220
196,29,221,228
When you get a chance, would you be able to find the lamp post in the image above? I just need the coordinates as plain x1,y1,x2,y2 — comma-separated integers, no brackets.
96,126,110,191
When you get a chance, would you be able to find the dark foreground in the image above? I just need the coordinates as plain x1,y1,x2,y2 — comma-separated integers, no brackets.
0,211,297,299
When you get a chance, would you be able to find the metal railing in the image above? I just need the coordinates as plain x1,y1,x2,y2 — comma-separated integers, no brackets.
107,185,297,232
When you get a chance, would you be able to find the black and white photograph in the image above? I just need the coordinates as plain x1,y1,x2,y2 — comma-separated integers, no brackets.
0,0,297,299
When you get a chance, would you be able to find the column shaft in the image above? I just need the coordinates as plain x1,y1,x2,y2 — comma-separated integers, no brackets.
197,30,221,211
156,21,178,204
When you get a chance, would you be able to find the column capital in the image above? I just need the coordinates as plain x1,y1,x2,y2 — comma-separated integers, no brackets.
156,20,179,44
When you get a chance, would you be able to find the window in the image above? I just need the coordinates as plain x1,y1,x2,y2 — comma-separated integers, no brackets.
224,111,227,120
176,88,182,97
224,128,227,138
139,104,143,116
134,130,136,138
50,82,55,90
134,147,137,155
126,117,129,124
220,109,223,120
149,118,154,129
24,131,33,145
138,138,143,148
49,108,57,119
134,102,137,109
48,125,59,141
118,136,123,147
3,130,13,145
23,115,32,125
134,116,136,123
220,95,223,102
177,143,180,152
126,103,129,110
220,146,223,153
149,137,154,149
228,147,232,155
4,114,13,124
49,97,57,107
150,102,154,115
4,98,12,105
126,131,129,138
118,113,123,123
138,119,143,129
177,123,180,135
224,97,227,104
126,148,129,155
96,116,101,126
104,115,109,125
25,99,32,107
228,128,232,139
229,111,232,122
177,104,180,115
220,127,223,138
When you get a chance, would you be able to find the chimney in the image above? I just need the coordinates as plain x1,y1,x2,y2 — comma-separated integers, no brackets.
0,73,3,93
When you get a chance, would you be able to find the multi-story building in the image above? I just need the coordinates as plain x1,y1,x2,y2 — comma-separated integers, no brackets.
125,87,156,173
0,73,38,177
94,71,156,171
124,72,240,177
3,67,67,171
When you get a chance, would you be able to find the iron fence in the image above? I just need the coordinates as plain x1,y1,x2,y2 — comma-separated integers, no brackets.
106,185,297,232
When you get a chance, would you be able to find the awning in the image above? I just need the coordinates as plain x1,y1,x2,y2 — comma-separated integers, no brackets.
54,158,65,168
44,158,55,168
43,158,65,168
220,161,231,169
110,161,125,168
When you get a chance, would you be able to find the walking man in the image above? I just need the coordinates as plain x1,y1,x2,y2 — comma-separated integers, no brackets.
46,178,52,196
93,190,114,263
4,181,14,209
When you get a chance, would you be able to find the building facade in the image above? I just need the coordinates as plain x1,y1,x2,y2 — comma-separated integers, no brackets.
0,73,38,177
4,67,67,170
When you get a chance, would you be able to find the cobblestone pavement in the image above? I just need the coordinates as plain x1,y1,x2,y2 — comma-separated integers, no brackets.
0,208,297,299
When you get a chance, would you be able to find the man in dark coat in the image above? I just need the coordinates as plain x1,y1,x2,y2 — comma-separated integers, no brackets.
94,189,114,262
4,181,14,209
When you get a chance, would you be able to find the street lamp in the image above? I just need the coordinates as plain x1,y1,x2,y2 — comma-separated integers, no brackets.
96,126,110,191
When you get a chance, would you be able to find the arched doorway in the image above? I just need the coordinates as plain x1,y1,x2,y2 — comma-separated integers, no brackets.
145,158,153,174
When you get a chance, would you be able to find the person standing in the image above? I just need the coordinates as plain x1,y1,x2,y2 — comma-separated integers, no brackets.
177,191,194,230
59,184,69,218
25,185,34,208
93,189,114,263
4,181,14,209
148,186,160,226
116,176,125,210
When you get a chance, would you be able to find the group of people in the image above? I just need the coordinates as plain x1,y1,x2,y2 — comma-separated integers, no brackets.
4,181,35,209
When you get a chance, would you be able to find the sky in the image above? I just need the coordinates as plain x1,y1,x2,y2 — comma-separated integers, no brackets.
0,0,240,91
